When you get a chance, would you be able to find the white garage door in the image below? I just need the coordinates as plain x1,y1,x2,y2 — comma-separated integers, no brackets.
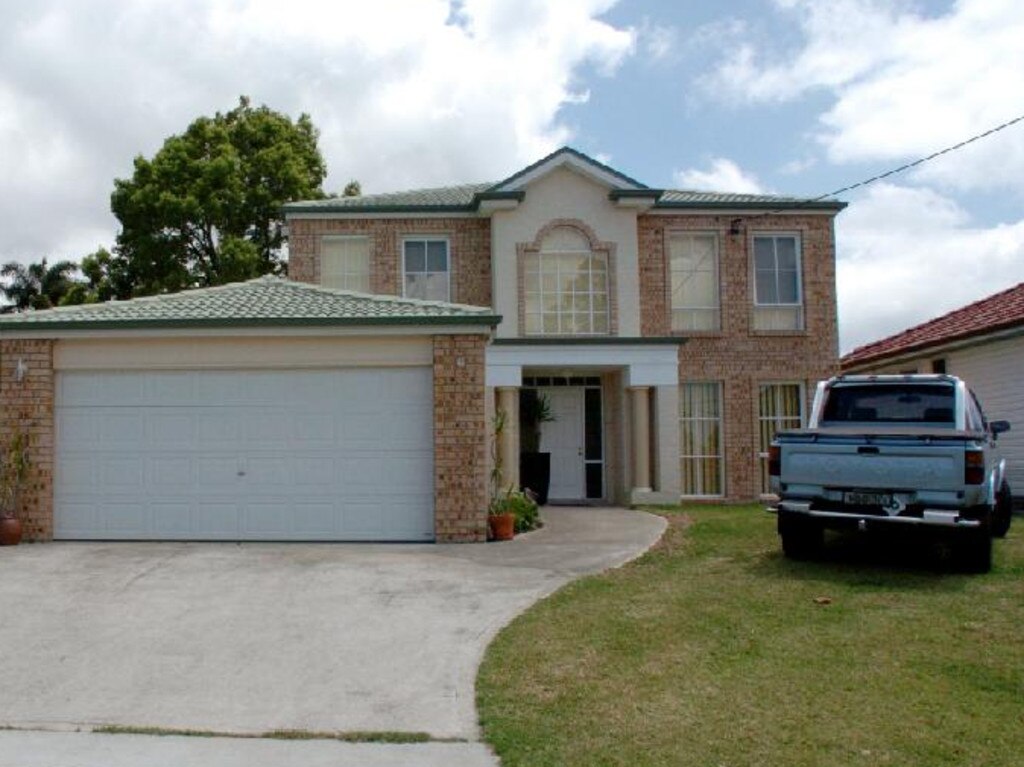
54,368,435,541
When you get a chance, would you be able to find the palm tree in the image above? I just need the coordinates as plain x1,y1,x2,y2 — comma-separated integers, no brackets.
0,259,79,310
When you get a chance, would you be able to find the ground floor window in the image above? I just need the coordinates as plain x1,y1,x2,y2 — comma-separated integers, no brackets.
758,383,804,494
679,382,723,497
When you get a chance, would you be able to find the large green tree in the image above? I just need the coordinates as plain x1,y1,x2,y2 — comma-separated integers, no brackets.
110,96,327,294
0,259,79,310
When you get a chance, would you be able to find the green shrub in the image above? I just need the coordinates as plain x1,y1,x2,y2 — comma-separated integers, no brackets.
489,489,540,533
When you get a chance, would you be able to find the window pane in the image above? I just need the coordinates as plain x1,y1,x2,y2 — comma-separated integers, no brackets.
777,269,799,303
755,269,778,303
753,237,775,269
321,237,370,292
670,234,719,331
753,306,802,331
679,383,723,496
758,383,803,493
426,241,448,271
523,250,609,336
775,237,797,269
348,273,370,293
405,273,424,299
404,241,425,272
424,272,449,301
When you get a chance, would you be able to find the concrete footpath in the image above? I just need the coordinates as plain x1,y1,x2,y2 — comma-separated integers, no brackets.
0,730,497,767
0,507,665,766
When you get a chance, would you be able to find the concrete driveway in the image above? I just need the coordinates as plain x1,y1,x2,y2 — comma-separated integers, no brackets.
0,507,664,765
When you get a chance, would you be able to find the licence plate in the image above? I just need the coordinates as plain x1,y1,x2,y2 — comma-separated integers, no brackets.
845,491,892,507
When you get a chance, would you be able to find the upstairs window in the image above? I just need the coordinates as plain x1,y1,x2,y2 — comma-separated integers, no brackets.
321,236,369,292
669,233,720,331
404,238,450,302
753,234,803,331
524,226,609,335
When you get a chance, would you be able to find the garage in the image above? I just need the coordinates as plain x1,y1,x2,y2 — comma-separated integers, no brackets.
0,276,497,544
55,367,434,541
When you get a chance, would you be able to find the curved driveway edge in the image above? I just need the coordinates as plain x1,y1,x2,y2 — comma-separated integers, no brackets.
0,507,665,765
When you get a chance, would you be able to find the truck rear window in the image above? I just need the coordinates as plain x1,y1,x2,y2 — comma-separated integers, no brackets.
821,384,956,425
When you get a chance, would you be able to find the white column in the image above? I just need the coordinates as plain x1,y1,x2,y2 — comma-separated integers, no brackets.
496,386,520,491
629,386,652,493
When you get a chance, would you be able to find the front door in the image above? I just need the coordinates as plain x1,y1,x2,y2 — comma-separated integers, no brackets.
540,388,585,501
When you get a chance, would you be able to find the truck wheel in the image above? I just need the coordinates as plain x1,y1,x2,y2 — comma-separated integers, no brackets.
956,529,993,573
779,515,823,561
991,482,1013,539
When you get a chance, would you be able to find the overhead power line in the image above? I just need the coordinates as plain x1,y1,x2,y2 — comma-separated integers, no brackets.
737,111,1024,220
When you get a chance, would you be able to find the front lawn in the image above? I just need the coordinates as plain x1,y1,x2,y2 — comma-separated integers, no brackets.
477,506,1024,766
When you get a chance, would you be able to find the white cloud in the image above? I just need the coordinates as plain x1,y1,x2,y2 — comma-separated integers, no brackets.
673,158,767,194
837,183,1024,352
706,0,1024,194
637,19,677,62
0,0,635,262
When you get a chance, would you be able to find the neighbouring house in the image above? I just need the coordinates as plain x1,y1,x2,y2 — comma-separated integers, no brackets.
842,281,1024,497
0,147,844,543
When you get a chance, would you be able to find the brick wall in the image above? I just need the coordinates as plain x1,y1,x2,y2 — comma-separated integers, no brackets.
433,334,489,542
288,218,492,307
0,339,55,540
638,214,840,501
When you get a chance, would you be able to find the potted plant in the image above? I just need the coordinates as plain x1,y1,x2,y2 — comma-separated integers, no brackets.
488,408,517,541
519,389,555,504
0,430,30,546
488,487,539,541
488,491,517,541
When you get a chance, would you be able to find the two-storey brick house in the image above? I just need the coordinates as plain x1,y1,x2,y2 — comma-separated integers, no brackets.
0,147,843,544
284,147,844,508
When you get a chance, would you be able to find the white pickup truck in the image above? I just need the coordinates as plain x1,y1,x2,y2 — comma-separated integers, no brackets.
768,374,1012,572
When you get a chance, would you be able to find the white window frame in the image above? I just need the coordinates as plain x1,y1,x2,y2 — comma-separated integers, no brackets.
751,232,804,331
679,381,725,498
757,381,805,495
668,231,721,332
320,235,370,292
523,248,610,337
402,236,451,302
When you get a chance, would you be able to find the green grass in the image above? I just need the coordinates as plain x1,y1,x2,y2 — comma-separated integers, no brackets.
477,505,1024,767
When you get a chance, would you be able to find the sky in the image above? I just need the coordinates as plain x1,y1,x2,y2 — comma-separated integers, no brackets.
1,0,1022,353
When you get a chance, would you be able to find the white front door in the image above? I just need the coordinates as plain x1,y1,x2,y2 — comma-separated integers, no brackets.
540,388,585,501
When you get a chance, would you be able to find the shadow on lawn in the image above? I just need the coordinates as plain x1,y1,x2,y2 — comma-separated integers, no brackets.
748,529,977,591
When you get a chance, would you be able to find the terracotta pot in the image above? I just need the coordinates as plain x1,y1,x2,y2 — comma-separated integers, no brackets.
488,513,515,541
0,516,22,546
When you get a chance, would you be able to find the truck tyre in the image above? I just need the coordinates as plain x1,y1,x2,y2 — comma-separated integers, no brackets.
956,529,993,573
991,482,1013,539
779,514,823,561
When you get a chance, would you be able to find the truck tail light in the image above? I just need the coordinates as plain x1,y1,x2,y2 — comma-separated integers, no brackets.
768,445,781,478
965,450,985,485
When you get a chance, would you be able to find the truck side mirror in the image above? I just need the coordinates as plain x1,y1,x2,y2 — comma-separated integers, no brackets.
990,420,1011,437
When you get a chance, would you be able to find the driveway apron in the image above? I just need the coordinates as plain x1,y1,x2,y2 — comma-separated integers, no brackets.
0,506,665,765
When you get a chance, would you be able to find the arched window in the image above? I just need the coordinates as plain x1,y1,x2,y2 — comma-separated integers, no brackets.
523,226,610,335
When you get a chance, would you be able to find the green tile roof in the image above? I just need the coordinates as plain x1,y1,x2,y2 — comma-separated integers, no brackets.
656,189,844,210
281,182,495,213
281,146,845,214
0,276,500,332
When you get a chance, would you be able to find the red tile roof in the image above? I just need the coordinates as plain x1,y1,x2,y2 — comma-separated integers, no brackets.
842,281,1024,369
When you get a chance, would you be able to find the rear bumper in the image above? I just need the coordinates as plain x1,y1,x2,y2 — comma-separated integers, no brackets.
768,501,982,529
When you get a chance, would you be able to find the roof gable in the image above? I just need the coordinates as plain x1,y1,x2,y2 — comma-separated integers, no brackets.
842,281,1024,367
0,276,500,332
488,146,647,193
